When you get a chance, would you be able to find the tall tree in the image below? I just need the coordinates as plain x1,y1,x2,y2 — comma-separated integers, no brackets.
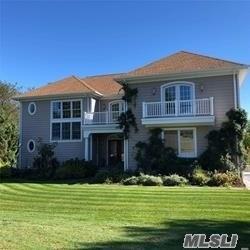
0,81,19,167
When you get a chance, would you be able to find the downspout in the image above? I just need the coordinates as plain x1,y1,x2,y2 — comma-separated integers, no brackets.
236,73,240,108
233,72,238,109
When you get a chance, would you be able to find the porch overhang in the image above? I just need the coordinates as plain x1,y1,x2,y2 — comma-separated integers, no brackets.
141,115,215,127
82,124,122,138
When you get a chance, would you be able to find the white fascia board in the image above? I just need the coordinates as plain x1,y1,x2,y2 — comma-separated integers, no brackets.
13,92,101,102
141,116,215,127
117,68,247,85
82,124,122,137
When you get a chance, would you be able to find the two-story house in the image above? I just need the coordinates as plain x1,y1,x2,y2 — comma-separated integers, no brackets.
15,51,249,170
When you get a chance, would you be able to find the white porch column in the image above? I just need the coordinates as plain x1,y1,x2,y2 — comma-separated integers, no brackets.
84,137,89,161
83,131,91,161
124,138,128,171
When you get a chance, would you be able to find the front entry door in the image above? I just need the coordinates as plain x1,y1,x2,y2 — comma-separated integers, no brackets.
108,139,124,167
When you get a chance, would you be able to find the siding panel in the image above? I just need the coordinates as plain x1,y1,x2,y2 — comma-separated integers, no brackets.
127,75,234,169
21,98,86,168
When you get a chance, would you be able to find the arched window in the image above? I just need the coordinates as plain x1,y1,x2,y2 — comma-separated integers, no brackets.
109,100,125,122
161,82,195,115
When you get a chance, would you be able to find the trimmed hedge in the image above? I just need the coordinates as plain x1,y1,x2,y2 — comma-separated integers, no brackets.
54,158,97,180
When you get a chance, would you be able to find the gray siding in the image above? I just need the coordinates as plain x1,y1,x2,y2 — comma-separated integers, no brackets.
127,75,235,169
20,98,87,168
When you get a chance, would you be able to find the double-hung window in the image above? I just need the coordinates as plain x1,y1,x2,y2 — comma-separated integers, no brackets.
51,100,82,141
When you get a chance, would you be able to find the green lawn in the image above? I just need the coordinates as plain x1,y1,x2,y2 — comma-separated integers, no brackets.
0,182,250,250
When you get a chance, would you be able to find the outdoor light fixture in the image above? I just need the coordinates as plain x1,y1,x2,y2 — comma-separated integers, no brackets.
200,84,204,92
152,87,157,95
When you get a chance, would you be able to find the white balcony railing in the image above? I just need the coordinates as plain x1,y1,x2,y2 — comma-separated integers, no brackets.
84,111,121,125
143,97,214,118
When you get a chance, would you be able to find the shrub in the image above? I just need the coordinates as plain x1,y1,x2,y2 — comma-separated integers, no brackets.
200,108,248,171
209,172,231,187
54,158,97,180
162,174,188,186
122,176,139,185
93,169,111,183
191,167,210,186
33,142,60,179
137,174,163,186
209,171,243,187
0,165,12,178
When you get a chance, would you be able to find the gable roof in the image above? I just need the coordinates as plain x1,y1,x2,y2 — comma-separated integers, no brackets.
15,74,123,100
123,51,247,78
15,51,248,100
81,74,123,97
15,76,94,100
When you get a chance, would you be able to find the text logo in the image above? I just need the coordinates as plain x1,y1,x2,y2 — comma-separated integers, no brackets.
183,234,238,248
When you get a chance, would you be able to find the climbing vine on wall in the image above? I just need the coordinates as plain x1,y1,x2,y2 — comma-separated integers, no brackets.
199,108,248,171
118,82,138,139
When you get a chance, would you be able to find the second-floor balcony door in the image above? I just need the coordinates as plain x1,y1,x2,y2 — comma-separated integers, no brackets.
109,101,124,122
164,83,194,116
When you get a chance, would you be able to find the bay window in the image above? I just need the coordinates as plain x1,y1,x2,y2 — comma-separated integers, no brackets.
51,100,82,141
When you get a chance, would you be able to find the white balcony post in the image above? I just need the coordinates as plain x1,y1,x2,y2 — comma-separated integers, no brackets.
210,97,214,115
175,100,178,116
193,99,196,116
106,111,109,124
142,102,145,118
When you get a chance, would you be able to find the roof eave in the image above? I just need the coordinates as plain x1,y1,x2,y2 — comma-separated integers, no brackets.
115,66,249,84
13,91,101,102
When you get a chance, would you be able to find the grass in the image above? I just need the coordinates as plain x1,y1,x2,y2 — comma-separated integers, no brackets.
0,182,250,250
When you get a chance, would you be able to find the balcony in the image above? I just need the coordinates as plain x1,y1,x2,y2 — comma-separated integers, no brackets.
84,111,121,125
142,97,215,127
83,111,123,136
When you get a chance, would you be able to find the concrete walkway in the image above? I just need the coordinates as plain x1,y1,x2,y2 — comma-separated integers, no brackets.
242,171,250,189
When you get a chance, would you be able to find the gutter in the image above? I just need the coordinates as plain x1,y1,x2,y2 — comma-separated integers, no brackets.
13,92,100,102
115,67,249,84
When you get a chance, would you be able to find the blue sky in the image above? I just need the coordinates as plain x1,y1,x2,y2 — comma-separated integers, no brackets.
1,1,249,116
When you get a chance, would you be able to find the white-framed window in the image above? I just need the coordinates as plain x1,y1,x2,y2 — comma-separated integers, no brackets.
50,100,82,142
28,102,36,115
109,100,125,121
27,139,35,153
161,82,195,115
164,128,197,158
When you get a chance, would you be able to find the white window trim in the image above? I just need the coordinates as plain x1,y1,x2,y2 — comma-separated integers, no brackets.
160,81,195,102
27,139,35,153
108,100,125,112
28,102,37,115
50,99,82,142
163,127,197,158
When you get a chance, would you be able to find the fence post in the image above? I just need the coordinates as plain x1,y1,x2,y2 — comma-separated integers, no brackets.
142,102,146,118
